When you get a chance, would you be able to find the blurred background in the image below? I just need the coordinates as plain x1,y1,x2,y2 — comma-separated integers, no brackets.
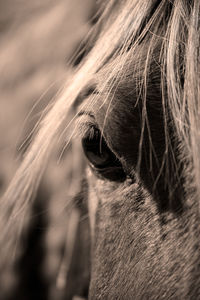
0,1,97,299
0,0,96,196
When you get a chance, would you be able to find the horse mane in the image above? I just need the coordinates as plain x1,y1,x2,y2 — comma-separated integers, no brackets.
0,0,200,277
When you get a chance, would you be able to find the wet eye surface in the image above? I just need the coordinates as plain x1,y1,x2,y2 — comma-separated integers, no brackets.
82,126,126,181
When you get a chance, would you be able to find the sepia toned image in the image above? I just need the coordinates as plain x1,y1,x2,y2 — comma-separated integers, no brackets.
0,1,95,299
1,1,200,299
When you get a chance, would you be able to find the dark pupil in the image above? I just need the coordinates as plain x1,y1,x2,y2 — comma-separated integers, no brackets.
82,129,120,169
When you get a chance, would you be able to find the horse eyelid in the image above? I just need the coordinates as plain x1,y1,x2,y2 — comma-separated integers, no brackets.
75,112,99,141
77,110,95,119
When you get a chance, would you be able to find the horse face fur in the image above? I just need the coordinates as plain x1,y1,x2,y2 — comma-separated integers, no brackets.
79,45,200,299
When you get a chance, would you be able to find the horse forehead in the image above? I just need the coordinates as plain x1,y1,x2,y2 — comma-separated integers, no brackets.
93,53,162,151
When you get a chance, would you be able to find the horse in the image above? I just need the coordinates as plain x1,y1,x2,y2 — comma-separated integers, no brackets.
1,0,200,299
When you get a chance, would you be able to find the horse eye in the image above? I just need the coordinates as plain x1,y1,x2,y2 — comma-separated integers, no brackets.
82,127,126,181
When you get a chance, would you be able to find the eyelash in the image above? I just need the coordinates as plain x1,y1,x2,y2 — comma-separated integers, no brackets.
81,125,126,182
